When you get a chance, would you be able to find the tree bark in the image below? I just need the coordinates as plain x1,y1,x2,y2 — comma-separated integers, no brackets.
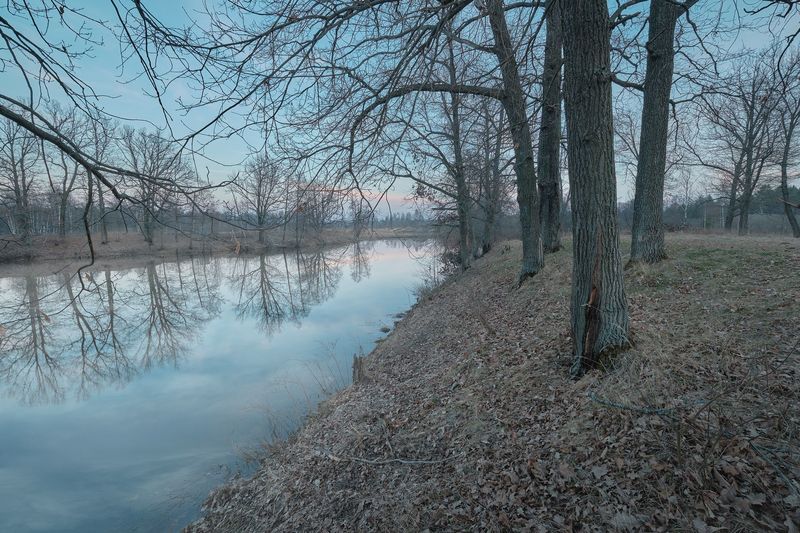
781,171,800,239
739,149,755,235
561,0,629,377
486,0,543,281
629,0,686,264
445,35,472,271
781,118,800,237
143,209,154,245
725,160,741,231
96,177,109,244
58,193,68,238
537,0,563,253
738,188,751,235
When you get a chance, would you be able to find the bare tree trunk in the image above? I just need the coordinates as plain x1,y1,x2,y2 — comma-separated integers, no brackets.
143,209,154,245
486,0,543,281
13,195,32,245
738,187,751,235
479,104,504,255
96,177,109,244
725,169,739,230
561,0,629,377
58,193,68,238
781,130,800,237
630,0,687,263
781,176,800,238
738,152,754,235
537,0,562,253
446,37,472,271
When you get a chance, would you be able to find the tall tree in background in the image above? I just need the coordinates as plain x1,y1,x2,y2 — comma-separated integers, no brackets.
629,0,699,264
699,57,778,235
485,0,544,281
230,154,286,245
561,0,629,376
119,128,196,245
444,35,473,271
777,54,800,237
42,103,87,238
537,0,563,253
0,118,39,244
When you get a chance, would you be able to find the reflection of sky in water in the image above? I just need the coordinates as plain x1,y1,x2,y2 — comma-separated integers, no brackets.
0,240,434,532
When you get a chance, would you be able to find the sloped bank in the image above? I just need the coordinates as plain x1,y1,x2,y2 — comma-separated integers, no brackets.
187,235,799,532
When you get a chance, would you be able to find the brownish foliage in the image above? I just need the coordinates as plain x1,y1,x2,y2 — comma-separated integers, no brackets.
187,234,800,532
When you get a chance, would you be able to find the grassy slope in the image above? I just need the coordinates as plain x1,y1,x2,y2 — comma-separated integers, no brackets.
188,234,799,532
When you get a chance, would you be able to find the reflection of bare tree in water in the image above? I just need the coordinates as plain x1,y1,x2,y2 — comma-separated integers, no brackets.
0,276,62,403
295,248,345,307
229,248,347,337
0,245,369,404
0,259,221,404
349,241,373,283
231,255,297,336
133,261,219,370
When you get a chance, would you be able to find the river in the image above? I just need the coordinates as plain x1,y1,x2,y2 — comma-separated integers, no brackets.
0,239,436,532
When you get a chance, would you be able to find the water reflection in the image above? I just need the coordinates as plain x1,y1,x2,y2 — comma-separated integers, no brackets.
0,239,439,533
0,244,381,406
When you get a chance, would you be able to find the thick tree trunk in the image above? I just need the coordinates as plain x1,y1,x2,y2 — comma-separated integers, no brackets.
724,160,741,231
481,186,497,256
537,0,562,253
14,191,32,245
561,0,629,377
781,137,800,237
486,0,543,280
738,188,751,235
781,178,800,238
143,209,154,245
630,0,683,264
13,202,31,245
725,183,737,230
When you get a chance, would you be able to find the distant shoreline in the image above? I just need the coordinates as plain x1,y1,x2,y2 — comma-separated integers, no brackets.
0,227,434,276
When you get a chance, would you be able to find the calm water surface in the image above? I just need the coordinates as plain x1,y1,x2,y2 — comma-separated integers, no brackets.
0,239,434,532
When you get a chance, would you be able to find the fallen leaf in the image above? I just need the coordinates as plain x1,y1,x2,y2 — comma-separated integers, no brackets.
591,465,608,480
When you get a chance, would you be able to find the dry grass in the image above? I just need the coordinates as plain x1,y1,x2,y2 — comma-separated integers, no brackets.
186,233,800,532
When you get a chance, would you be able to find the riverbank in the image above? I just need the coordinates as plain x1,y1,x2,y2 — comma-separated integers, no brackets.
187,234,799,531
0,227,430,275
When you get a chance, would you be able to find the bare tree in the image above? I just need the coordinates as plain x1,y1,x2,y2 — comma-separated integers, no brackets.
695,52,779,234
561,0,630,377
230,154,286,245
42,103,88,237
0,3,231,259
126,0,548,280
629,0,700,264
0,117,39,244
776,53,800,237
537,0,563,253
119,127,196,245
86,114,117,245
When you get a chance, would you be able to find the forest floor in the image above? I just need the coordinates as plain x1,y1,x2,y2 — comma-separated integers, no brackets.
187,233,800,532
0,227,429,269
